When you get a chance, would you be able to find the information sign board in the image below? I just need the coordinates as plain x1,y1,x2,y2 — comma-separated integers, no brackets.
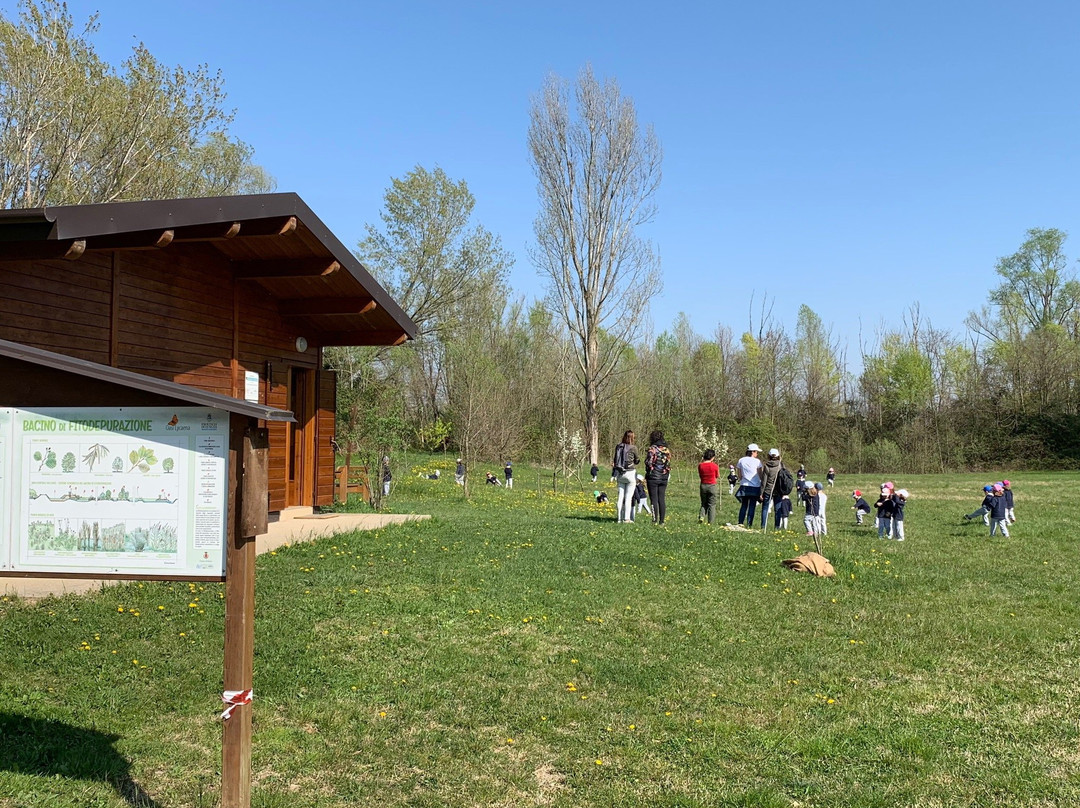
0,407,228,578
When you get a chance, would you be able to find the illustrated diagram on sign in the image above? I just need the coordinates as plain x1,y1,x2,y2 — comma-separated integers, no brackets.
24,436,185,559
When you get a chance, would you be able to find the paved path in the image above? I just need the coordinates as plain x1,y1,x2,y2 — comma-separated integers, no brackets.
1,511,429,600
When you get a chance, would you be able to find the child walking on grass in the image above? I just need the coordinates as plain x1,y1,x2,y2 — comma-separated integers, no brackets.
964,485,993,525
988,484,1010,537
774,495,792,530
852,490,871,525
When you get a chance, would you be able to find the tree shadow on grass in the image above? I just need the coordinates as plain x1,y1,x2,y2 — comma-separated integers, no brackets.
0,712,161,807
565,514,622,523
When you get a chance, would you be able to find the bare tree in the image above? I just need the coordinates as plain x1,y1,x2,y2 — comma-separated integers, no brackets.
528,65,662,464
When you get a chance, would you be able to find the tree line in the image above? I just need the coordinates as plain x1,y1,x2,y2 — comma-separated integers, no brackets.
332,69,1080,477
333,222,1080,477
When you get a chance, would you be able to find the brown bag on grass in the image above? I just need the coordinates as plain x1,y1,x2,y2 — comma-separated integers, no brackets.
781,551,836,578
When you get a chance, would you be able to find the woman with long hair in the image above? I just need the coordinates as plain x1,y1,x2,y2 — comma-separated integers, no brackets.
644,429,672,524
612,430,639,523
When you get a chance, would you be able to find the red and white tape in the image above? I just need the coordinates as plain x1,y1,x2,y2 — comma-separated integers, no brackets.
221,689,253,720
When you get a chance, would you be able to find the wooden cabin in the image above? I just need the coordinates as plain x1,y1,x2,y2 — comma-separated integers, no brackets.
0,194,415,512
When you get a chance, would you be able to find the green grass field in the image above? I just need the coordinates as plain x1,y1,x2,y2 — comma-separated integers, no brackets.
1,461,1078,807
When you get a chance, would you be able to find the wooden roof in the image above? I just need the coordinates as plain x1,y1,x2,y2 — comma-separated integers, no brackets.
0,194,416,346
0,337,294,420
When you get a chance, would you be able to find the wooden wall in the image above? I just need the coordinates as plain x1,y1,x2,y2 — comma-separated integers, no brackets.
0,246,329,512
316,368,337,507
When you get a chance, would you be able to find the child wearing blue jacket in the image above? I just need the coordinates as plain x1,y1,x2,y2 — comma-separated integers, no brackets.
1002,479,1016,523
964,485,994,525
875,485,895,538
852,490,871,525
988,484,1010,537
891,489,909,541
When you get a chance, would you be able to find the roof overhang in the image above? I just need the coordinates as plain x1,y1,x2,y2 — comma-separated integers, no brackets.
0,194,416,347
0,338,294,421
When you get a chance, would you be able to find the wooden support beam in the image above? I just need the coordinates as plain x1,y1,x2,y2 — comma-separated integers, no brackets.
316,330,409,347
233,259,340,281
230,216,297,237
0,239,86,261
171,221,243,242
84,229,174,251
278,297,376,317
222,417,268,808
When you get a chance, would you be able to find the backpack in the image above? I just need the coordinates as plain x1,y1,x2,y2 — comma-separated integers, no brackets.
648,445,671,478
775,465,794,497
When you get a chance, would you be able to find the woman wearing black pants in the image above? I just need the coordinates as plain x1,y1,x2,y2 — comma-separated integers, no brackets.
644,430,672,524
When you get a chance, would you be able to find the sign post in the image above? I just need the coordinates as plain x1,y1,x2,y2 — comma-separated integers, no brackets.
222,417,268,808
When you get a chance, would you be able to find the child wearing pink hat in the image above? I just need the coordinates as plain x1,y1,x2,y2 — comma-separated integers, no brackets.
988,484,1010,537
1002,480,1016,523
874,484,894,538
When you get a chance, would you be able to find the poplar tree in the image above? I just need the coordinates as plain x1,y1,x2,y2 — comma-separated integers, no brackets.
528,65,662,465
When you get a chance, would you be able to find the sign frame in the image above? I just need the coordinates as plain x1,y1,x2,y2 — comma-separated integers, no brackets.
0,406,229,580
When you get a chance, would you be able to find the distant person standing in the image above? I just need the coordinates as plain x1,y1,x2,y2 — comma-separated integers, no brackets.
455,458,465,486
612,430,639,523
504,461,513,489
590,462,599,483
736,444,764,527
381,456,392,496
644,430,672,525
726,464,738,496
698,449,721,524
826,467,836,487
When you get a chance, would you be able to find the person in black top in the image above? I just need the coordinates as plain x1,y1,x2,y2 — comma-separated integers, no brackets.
851,490,871,525
988,484,1010,536
890,488,908,541
381,456,392,496
875,485,895,538
504,461,513,489
590,463,599,483
1002,479,1016,523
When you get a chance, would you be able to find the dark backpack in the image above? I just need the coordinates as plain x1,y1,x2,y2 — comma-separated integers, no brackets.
775,466,794,497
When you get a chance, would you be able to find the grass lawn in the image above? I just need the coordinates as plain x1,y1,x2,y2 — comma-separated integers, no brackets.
1,461,1078,807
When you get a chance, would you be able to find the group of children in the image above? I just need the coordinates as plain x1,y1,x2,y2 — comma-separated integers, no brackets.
851,483,910,540
963,480,1015,536
594,475,652,521
479,461,514,487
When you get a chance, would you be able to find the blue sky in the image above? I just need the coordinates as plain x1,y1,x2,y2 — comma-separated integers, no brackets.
16,0,1080,359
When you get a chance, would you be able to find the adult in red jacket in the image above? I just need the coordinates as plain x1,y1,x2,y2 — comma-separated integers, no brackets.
698,448,721,524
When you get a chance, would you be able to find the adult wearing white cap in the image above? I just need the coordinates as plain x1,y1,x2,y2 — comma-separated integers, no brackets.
759,448,784,529
735,444,763,527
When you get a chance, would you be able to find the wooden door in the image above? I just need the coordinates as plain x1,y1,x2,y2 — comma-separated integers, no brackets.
287,366,316,507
